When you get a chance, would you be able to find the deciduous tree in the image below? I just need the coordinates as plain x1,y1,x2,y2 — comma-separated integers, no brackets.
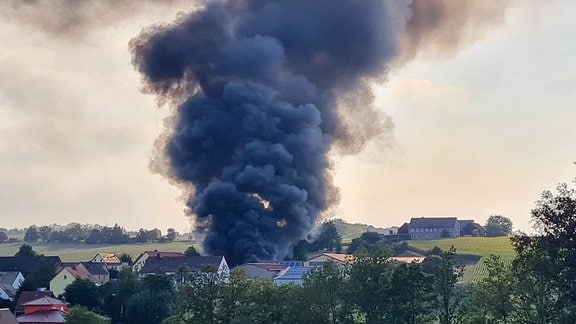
303,261,351,323
485,215,513,237
14,244,40,257
23,226,38,242
65,306,110,324
64,279,100,309
430,246,465,324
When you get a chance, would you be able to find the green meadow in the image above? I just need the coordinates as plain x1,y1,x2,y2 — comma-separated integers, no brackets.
0,241,197,262
407,237,516,283
407,236,515,258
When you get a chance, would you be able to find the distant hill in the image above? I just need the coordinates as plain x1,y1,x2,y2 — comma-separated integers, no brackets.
331,219,398,241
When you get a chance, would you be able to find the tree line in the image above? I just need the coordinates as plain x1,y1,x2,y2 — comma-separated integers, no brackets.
0,223,180,244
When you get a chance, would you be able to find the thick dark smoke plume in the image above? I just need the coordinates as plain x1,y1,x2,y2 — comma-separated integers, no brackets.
130,0,520,265
131,0,405,265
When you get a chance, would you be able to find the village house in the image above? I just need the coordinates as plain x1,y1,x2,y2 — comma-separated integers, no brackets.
14,291,55,316
0,272,25,302
139,254,230,281
461,222,487,237
236,262,292,281
89,253,123,271
408,217,461,240
132,251,184,273
305,253,354,267
273,266,312,286
49,262,108,297
15,296,70,324
235,261,312,286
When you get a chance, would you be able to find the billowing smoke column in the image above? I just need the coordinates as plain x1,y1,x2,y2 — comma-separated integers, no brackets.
129,0,522,265
131,0,404,265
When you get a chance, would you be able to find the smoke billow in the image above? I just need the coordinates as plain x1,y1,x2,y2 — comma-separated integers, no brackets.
398,0,520,63
131,0,405,265
130,0,520,265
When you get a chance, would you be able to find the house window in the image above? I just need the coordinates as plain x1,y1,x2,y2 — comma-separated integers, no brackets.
64,275,67,280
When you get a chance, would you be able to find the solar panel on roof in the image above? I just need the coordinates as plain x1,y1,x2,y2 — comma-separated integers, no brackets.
276,266,311,279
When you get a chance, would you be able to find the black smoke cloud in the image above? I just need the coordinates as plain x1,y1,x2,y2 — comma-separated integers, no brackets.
130,0,405,265
130,0,523,265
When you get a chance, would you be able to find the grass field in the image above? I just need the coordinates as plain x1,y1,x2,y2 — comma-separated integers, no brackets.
0,241,198,262
467,255,514,284
407,237,516,258
407,237,516,283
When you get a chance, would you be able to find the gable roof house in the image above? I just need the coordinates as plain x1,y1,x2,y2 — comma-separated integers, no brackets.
236,263,291,281
14,291,55,316
78,262,109,284
16,296,70,324
15,309,67,324
20,296,70,315
409,217,461,240
0,272,25,301
462,222,486,237
132,251,184,273
49,262,108,297
305,253,355,267
139,255,230,281
397,223,410,240
90,253,123,270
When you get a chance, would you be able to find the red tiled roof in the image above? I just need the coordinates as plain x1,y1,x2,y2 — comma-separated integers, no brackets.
15,291,55,314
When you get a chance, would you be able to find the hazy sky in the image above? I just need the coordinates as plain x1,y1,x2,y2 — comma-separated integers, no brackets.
0,0,574,233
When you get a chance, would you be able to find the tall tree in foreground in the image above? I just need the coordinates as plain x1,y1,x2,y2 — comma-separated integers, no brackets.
303,261,351,323
430,246,465,324
389,261,435,324
468,255,514,323
346,247,395,323
512,178,576,323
